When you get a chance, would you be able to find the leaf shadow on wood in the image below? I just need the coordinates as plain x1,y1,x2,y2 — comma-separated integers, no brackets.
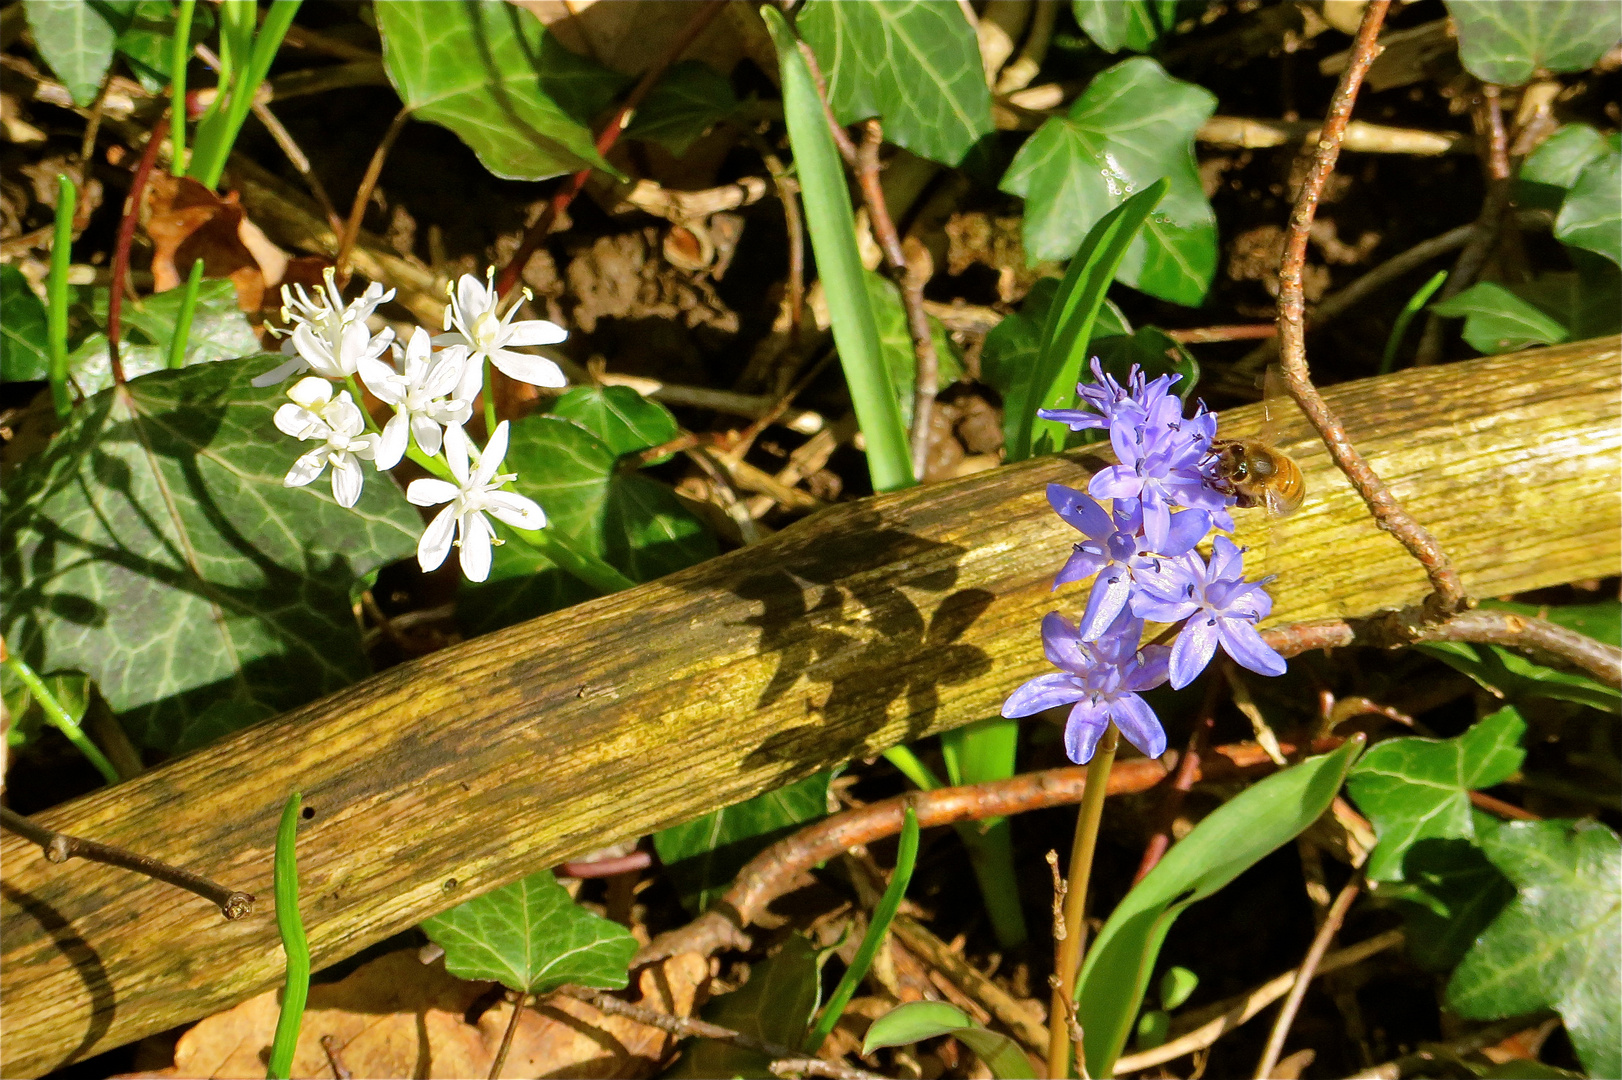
0,880,114,1073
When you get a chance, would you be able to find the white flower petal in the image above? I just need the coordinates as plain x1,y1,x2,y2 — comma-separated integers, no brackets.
331,455,365,507
287,376,333,411
251,353,308,387
406,477,459,507
273,403,324,440
333,321,374,377
327,392,367,439
358,355,404,405
374,413,408,470
455,353,486,403
502,319,569,347
456,273,491,322
457,510,493,582
488,349,567,388
410,411,443,457
486,490,545,530
477,421,511,484
442,422,472,485
284,448,327,488
416,506,457,571
423,346,468,399
290,323,338,376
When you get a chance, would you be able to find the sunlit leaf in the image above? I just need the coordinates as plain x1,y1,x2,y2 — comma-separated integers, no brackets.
1430,282,1569,354
1447,0,1622,86
863,1001,1036,1078
1,265,51,383
23,0,128,106
1072,0,1181,53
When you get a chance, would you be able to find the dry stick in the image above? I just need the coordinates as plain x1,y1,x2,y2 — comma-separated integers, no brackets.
890,913,1049,1053
319,1034,353,1080
1133,674,1222,885
106,112,173,387
1272,0,1469,624
1113,929,1404,1075
564,988,885,1080
1344,1013,1558,1080
744,127,808,345
332,104,411,288
1254,871,1365,1078
494,0,728,301
0,805,253,920
853,118,941,482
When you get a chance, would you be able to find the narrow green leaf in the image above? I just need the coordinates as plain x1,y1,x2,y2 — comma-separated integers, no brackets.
267,789,309,1080
375,1,625,181
1346,706,1526,882
665,935,824,1079
62,280,262,395
23,0,127,106
1446,0,1622,86
866,269,963,429
423,870,637,995
763,6,913,492
1159,965,1198,1010
797,0,993,166
862,1000,1037,1079
1000,57,1216,305
1417,641,1621,712
1074,737,1365,1078
1,265,51,382
1431,281,1570,354
1448,819,1621,1079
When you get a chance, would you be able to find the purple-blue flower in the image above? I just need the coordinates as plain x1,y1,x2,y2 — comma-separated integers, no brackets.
1046,485,1209,641
1087,414,1229,551
1037,359,1181,434
1000,611,1171,762
1133,536,1287,689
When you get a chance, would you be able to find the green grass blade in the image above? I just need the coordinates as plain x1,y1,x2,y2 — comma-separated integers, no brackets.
170,0,196,176
47,174,75,420
167,261,205,369
1380,269,1448,375
762,7,914,492
1009,180,1168,461
1,656,120,784
941,718,1027,948
267,790,309,1080
805,807,921,1053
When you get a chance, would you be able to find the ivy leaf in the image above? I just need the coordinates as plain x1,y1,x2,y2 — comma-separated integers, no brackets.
624,60,739,157
665,935,824,1079
863,1001,1036,1078
1376,823,1515,972
1430,281,1570,354
1448,819,1621,1080
113,0,213,92
653,771,831,916
1072,0,1181,53
1000,57,1216,306
865,270,963,428
1518,124,1610,209
1506,264,1622,341
1446,0,1622,86
550,385,679,461
797,0,993,167
63,281,263,395
422,870,637,995
1417,641,1621,713
375,0,625,181
1554,143,1621,267
1,265,51,382
1346,706,1526,882
23,0,129,106
0,359,421,751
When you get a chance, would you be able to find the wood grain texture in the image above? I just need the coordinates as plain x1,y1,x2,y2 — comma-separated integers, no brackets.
3,338,1618,1076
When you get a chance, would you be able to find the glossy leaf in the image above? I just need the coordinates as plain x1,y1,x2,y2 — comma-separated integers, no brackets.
1446,0,1622,86
862,1001,1036,1079
1072,0,1181,53
375,0,623,181
866,270,963,428
1518,124,1610,210
624,60,738,157
653,771,831,916
114,0,214,91
550,384,679,460
1430,282,1569,354
1506,264,1622,341
65,280,262,395
23,0,128,106
1448,819,1621,1079
1417,641,1621,713
422,870,636,995
1091,327,1199,398
665,934,824,1079
1073,737,1364,1078
1376,824,1515,972
1000,57,1216,306
1555,142,1621,267
797,0,993,167
1,265,51,382
1347,706,1526,882
0,359,421,750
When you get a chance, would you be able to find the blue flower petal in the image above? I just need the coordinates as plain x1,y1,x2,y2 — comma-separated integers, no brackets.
1064,699,1110,763
1002,673,1084,717
1218,617,1287,677
1109,692,1167,758
1170,616,1219,689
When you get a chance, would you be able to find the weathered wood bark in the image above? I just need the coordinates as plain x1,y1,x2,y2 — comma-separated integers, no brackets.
3,339,1618,1076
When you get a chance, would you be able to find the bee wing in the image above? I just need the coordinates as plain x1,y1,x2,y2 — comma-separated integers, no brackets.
1259,363,1287,444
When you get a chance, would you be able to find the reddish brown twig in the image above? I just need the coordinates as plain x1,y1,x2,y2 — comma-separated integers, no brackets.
0,805,253,920
1272,0,1470,623
558,849,652,878
1166,324,1277,344
638,737,1349,964
494,0,728,300
489,992,529,1080
1133,673,1222,884
334,105,411,288
107,112,173,387
1254,871,1365,1079
1469,791,1540,821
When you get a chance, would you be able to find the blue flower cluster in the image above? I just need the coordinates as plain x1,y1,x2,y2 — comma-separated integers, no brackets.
1001,361,1287,764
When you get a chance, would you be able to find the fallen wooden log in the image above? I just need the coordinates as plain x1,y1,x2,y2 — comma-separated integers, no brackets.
3,338,1618,1076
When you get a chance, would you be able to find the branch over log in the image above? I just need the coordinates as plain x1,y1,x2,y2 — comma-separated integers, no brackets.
2,338,1618,1076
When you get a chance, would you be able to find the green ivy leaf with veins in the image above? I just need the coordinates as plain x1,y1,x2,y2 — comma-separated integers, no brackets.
1448,819,1621,1080
797,0,993,167
1000,57,1217,306
1446,0,1622,87
1346,705,1526,882
423,870,637,995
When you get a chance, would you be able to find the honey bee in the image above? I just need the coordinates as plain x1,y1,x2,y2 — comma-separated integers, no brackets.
1207,366,1305,516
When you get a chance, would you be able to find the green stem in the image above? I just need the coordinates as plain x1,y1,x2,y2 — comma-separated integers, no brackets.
1048,724,1118,1080
1379,269,1448,375
169,0,196,177
2,657,120,785
267,790,309,1080
483,359,498,436
512,525,637,595
882,744,942,790
167,260,204,368
46,175,75,420
190,0,301,189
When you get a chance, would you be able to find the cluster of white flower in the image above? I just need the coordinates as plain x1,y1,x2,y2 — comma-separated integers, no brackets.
263,268,566,582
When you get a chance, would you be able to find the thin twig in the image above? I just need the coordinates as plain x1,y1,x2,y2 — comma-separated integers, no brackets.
1255,871,1364,1078
0,805,253,920
107,112,173,386
319,1034,353,1080
744,128,807,345
334,105,411,288
565,988,885,1080
1113,929,1404,1074
489,992,528,1080
891,913,1048,1053
1469,791,1540,821
1272,0,1470,623
1344,1013,1558,1080
494,0,729,300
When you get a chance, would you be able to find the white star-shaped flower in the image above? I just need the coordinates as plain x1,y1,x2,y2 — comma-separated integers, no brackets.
358,326,473,470
273,377,379,508
253,268,396,387
436,270,568,401
406,421,546,582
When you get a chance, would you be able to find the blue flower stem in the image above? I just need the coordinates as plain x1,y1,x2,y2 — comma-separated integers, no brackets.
46,174,75,420
1379,269,1447,375
1048,723,1118,1080
169,0,195,177
1,656,122,785
267,790,309,1080
166,260,204,369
